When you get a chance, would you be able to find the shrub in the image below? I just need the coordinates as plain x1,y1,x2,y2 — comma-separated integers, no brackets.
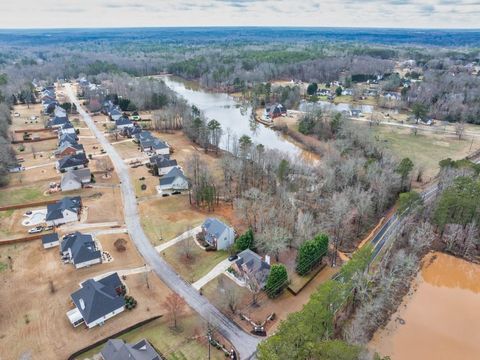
234,228,254,252
265,264,288,298
296,234,329,276
114,238,127,252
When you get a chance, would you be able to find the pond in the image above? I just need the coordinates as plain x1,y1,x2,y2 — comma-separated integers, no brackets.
161,76,312,159
370,252,480,360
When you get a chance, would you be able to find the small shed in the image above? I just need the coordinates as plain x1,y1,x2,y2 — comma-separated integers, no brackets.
42,233,59,249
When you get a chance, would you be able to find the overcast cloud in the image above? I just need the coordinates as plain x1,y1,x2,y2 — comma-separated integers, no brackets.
1,0,479,28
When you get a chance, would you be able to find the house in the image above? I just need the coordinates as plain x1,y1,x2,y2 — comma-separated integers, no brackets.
58,133,78,146
115,116,134,130
61,168,91,192
54,105,67,118
201,218,235,250
232,249,271,290
45,196,82,226
7,163,25,173
46,116,69,129
150,155,178,176
317,89,331,96
264,104,287,120
56,153,88,172
67,272,125,328
342,88,353,96
58,121,76,136
42,233,60,249
350,109,363,118
109,108,123,121
157,167,189,195
135,131,170,155
121,125,142,138
100,339,163,360
42,99,58,113
55,142,84,158
60,232,102,269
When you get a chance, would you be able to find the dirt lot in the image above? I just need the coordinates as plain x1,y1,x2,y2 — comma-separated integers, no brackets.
0,236,172,360
10,104,47,131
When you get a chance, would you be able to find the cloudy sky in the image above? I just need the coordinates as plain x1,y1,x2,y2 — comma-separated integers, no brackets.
1,0,479,29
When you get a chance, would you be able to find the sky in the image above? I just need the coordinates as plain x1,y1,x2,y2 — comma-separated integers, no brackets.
1,0,479,29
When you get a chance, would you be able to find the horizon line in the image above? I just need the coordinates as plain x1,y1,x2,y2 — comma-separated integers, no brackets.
0,25,479,31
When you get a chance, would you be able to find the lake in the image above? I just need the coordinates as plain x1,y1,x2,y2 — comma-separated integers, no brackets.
370,252,480,360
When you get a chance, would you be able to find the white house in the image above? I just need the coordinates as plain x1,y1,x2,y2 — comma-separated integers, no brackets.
45,196,81,226
61,168,91,192
115,116,134,130
150,155,178,176
157,167,189,195
201,218,235,250
67,272,125,328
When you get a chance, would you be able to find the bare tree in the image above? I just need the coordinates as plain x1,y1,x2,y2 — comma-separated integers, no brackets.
163,293,186,330
454,121,465,140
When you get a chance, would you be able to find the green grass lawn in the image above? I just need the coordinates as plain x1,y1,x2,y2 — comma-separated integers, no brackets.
0,186,44,207
77,315,225,360
373,126,473,180
162,239,228,283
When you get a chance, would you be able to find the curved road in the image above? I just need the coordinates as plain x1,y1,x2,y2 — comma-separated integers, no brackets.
65,84,260,359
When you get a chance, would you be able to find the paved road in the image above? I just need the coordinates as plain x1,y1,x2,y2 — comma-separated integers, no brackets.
65,84,260,359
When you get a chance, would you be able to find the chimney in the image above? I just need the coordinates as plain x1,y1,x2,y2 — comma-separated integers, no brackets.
264,255,271,265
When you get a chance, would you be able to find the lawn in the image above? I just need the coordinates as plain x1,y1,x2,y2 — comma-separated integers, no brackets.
373,126,478,181
162,238,228,283
139,196,207,245
0,185,45,207
77,315,226,360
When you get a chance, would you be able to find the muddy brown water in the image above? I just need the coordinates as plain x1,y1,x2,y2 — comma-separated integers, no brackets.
370,252,480,360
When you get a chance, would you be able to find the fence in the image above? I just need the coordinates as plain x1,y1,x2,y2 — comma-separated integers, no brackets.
0,199,58,212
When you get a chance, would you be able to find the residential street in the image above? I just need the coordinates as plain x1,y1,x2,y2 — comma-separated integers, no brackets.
65,84,260,359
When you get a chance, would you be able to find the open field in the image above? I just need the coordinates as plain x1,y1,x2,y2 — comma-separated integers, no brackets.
0,236,171,360
372,125,480,181
78,313,226,360
162,238,228,283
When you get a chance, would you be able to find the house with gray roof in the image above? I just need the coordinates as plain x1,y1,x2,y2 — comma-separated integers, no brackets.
115,116,134,130
61,168,91,192
58,132,78,146
60,232,102,269
46,115,69,129
232,249,271,290
134,131,169,155
59,121,76,136
150,155,178,176
201,218,235,250
109,108,123,121
56,153,88,172
157,167,189,195
45,196,82,226
42,233,59,249
67,272,125,328
100,338,163,360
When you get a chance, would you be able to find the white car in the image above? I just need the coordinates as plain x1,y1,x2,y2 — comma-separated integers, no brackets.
28,226,43,234
13,112,20,117
30,115,38,120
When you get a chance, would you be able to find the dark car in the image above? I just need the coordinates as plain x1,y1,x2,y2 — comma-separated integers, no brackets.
228,254,238,261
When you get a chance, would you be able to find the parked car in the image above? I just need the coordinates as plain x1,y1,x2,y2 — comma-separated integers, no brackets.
44,225,53,231
28,226,44,234
13,112,20,117
228,254,238,261
24,211,32,216
30,115,38,120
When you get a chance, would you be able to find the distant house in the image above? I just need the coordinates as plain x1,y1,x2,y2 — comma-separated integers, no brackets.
150,155,178,176
60,232,102,269
350,109,363,118
7,164,25,173
42,99,58,113
61,168,91,192
56,153,88,172
317,89,331,96
264,104,287,120
201,218,235,250
100,338,163,360
232,249,271,290
55,142,84,158
58,133,78,146
45,196,82,226
134,131,169,155
157,167,189,195
115,116,134,130
42,233,60,249
121,125,142,138
46,116,69,129
58,121,76,136
67,272,125,328
54,105,67,118
109,108,123,122
342,88,353,96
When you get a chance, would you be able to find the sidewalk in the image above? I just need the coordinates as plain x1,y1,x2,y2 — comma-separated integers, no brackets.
192,258,231,290
155,225,202,252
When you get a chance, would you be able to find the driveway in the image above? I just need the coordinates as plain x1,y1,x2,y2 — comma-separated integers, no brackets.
155,225,202,253
192,258,231,290
66,84,260,360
